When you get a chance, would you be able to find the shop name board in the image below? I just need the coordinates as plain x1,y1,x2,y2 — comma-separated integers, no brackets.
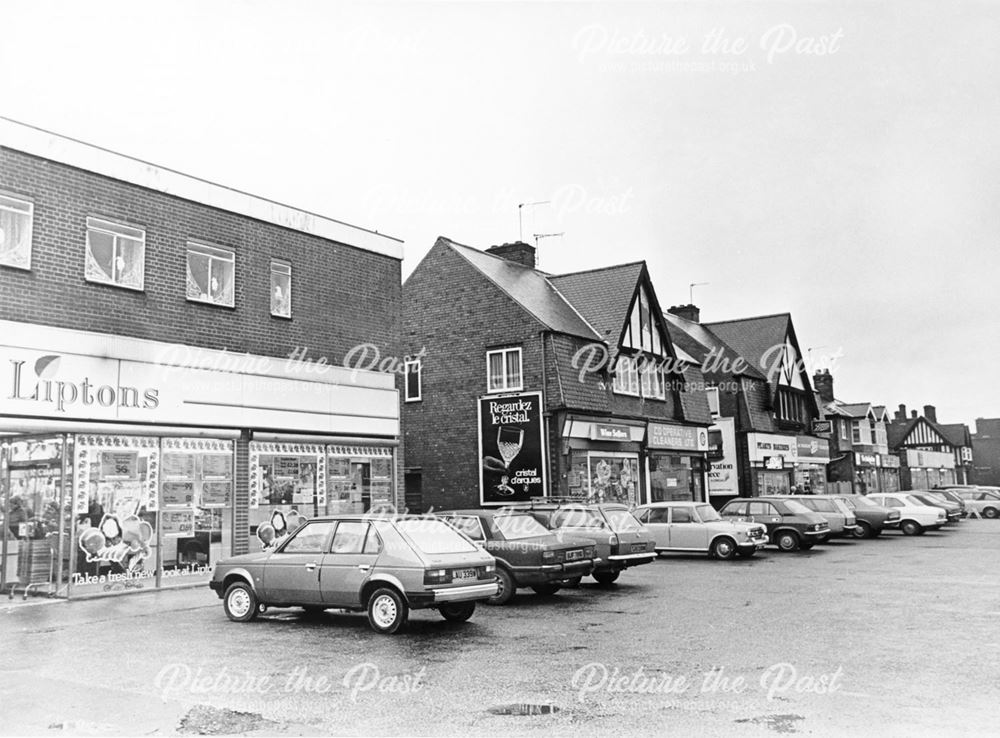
592,424,631,441
905,449,955,469
747,433,830,464
811,420,832,434
647,423,709,451
855,453,879,467
7,357,160,413
764,456,784,470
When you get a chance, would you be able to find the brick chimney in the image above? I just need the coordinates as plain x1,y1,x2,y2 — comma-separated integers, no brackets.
923,405,937,423
668,304,700,323
911,410,918,419
813,369,834,403
486,241,536,268
896,404,907,421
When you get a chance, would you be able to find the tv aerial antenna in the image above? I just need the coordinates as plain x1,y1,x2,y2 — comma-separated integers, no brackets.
532,232,564,270
517,200,550,242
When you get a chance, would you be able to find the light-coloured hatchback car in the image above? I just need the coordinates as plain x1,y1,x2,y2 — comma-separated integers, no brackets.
633,501,768,559
866,493,947,535
210,515,498,634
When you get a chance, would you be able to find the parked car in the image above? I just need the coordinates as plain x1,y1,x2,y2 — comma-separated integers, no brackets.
865,493,947,535
780,495,859,539
437,509,596,604
945,487,1000,519
838,495,900,538
909,492,963,524
506,500,656,585
718,497,830,552
209,515,498,634
632,501,768,559
924,488,968,515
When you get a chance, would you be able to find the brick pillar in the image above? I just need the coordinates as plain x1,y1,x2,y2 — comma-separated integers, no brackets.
234,432,250,555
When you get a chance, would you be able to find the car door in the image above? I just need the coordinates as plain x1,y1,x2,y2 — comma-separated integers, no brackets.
261,521,336,604
638,507,670,550
668,507,708,550
748,501,782,531
321,521,381,608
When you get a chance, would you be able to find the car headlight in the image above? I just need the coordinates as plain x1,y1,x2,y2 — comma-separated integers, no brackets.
542,550,556,561
484,563,495,573
811,523,824,531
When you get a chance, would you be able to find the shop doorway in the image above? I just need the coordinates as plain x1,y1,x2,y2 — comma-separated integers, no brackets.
0,435,73,598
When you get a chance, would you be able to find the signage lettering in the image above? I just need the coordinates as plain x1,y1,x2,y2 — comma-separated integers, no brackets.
8,358,159,414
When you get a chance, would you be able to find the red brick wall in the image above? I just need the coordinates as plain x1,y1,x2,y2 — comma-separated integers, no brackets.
402,241,547,511
0,148,401,366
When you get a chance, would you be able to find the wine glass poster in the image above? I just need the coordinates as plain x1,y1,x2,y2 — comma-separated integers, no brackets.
477,392,545,504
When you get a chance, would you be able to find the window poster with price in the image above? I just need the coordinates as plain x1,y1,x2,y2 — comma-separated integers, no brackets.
478,392,546,505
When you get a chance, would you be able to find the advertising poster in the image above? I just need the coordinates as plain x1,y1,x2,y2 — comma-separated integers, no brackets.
162,453,196,479
201,481,231,507
162,481,195,507
708,418,739,497
161,509,195,538
478,392,546,505
100,452,138,481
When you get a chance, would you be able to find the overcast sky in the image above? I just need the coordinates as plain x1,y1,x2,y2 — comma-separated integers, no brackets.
3,0,998,428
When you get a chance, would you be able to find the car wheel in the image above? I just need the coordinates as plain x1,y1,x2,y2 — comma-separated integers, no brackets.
775,531,800,552
223,581,259,623
983,507,999,519
531,583,561,596
439,602,476,623
853,522,873,539
488,568,515,606
593,571,620,586
900,520,922,536
710,537,737,560
366,588,408,634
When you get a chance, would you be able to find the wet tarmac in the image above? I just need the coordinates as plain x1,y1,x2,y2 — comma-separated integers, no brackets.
1,520,998,736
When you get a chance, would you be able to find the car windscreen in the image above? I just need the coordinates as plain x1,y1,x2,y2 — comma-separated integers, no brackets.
494,514,552,540
603,509,642,532
778,500,813,515
395,519,480,554
696,505,721,522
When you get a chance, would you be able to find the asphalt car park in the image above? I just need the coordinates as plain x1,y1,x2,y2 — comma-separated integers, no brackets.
2,519,997,736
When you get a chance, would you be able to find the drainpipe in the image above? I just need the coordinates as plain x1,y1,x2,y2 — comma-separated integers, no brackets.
540,330,552,497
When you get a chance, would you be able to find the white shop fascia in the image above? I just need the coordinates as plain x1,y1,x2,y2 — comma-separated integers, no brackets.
0,320,398,440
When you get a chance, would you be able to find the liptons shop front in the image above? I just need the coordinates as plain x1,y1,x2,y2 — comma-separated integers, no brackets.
0,321,399,598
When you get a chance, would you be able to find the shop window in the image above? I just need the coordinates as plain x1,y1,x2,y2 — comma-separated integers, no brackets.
404,359,422,402
486,347,522,393
567,453,640,507
85,217,145,290
612,355,640,396
649,453,704,503
327,448,394,514
187,242,235,307
270,260,292,317
0,193,33,270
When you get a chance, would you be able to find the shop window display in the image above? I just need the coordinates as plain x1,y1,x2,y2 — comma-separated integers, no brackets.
327,447,394,514
756,470,791,496
649,454,704,502
248,443,326,549
159,438,234,587
567,453,640,506
794,467,828,495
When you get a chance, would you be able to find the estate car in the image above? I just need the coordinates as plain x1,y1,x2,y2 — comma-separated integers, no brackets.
718,497,830,552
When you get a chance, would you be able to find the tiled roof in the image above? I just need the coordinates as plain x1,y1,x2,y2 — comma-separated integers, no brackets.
444,238,602,341
837,402,872,418
704,313,792,392
937,422,972,448
678,364,713,424
662,312,767,382
887,418,918,450
548,263,645,350
545,333,610,412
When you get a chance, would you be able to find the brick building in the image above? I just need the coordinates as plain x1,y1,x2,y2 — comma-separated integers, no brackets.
401,237,712,512
663,308,830,504
887,405,959,489
0,117,403,598
972,418,1000,486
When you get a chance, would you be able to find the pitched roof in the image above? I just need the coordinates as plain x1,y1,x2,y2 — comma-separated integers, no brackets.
443,238,601,341
662,312,767,382
838,402,872,418
887,415,958,450
548,263,645,347
937,422,972,448
704,313,792,392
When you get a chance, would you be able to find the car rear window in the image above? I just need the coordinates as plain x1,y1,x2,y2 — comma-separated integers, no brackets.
552,508,605,529
604,509,642,531
494,514,552,540
779,500,813,515
396,519,480,554
807,499,838,513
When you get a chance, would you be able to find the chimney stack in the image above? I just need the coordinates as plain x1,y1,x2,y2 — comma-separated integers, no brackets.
896,404,907,421
923,405,937,423
911,410,918,419
485,241,536,269
668,304,701,323
813,369,834,403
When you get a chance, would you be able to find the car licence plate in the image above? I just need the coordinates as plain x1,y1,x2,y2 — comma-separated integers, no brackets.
565,549,584,561
630,543,647,553
452,569,477,581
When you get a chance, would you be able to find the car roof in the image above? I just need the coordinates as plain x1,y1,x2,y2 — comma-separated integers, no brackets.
635,501,698,508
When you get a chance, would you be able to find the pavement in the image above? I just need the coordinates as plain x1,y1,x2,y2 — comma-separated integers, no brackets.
1,520,998,737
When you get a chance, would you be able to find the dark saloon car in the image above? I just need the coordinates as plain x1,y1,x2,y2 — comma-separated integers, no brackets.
505,501,656,585
438,509,596,604
718,497,830,552
210,515,498,634
839,494,900,538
